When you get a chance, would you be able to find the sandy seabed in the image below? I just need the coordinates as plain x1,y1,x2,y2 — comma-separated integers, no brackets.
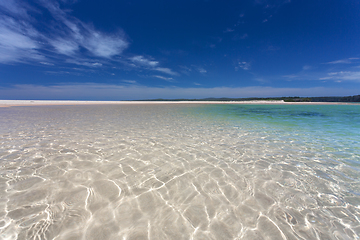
0,102,359,239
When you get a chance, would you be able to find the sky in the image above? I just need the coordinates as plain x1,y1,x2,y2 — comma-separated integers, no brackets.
0,0,360,100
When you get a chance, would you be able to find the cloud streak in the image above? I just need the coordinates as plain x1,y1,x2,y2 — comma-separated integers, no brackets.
0,0,180,79
130,56,159,67
320,71,360,82
153,75,176,82
126,55,178,76
0,0,128,64
154,67,179,76
0,12,43,63
325,58,359,65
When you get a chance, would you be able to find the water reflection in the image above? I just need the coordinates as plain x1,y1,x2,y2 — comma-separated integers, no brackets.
0,104,359,239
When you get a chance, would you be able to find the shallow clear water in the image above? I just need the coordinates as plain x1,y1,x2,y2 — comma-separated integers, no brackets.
0,104,359,240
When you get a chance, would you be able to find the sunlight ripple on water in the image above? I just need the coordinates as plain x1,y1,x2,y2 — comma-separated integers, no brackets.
0,104,359,239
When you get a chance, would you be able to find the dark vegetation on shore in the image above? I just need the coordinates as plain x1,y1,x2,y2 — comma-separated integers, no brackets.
139,95,360,102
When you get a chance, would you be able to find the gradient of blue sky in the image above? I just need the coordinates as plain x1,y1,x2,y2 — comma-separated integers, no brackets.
0,0,359,100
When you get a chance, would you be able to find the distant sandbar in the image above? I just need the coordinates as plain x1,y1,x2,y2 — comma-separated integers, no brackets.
0,100,359,107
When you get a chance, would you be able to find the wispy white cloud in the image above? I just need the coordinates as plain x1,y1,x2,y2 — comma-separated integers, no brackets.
0,13,43,63
40,62,55,66
0,0,128,64
128,55,179,76
153,75,175,82
122,80,137,84
326,59,350,64
126,55,179,76
236,61,251,71
42,0,128,58
325,58,360,64
0,0,30,18
1,0,180,77
82,31,128,58
282,67,360,82
65,59,103,67
198,67,207,74
1,84,358,100
154,67,179,76
179,65,207,75
49,39,79,56
130,56,159,67
45,70,73,75
320,71,360,82
178,65,192,75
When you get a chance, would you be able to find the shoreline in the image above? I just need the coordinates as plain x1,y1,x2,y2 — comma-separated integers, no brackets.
0,100,359,107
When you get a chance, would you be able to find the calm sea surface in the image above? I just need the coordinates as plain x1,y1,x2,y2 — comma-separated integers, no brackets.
0,104,359,239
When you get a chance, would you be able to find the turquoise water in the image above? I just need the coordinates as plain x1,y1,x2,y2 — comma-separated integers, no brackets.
191,104,360,188
0,104,359,239
189,104,360,165
191,104,360,134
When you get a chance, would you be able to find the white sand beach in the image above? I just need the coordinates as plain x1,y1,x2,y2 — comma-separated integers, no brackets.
1,100,358,107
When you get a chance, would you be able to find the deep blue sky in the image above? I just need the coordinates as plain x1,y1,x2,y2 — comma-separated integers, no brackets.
0,0,359,100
